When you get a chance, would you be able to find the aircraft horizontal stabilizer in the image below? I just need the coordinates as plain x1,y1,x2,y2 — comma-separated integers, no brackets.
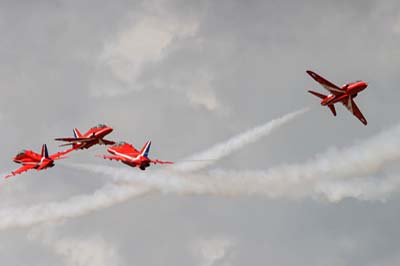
308,90,327,99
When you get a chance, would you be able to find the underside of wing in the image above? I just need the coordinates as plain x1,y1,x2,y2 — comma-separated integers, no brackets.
151,159,174,165
342,98,368,125
101,139,116,145
5,164,36,178
54,137,97,144
96,155,124,161
50,147,75,160
54,137,78,142
306,70,344,95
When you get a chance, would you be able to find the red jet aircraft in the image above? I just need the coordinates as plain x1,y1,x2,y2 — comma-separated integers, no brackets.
5,144,73,178
55,124,115,149
306,70,368,125
97,140,173,170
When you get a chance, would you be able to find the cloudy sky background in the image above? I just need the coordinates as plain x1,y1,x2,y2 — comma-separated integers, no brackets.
1,0,400,265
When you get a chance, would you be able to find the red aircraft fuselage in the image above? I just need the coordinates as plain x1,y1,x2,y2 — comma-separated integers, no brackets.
98,141,173,170
55,124,114,150
108,142,151,169
307,70,369,125
76,125,113,149
5,144,73,178
13,150,55,170
320,81,368,106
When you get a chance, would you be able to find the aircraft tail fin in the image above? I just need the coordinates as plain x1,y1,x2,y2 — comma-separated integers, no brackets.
308,90,327,99
328,104,336,116
73,128,82,138
72,128,83,149
140,140,152,158
41,144,50,159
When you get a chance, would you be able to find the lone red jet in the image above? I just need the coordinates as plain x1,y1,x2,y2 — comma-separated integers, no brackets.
306,70,368,125
55,124,115,149
97,140,173,170
5,144,73,178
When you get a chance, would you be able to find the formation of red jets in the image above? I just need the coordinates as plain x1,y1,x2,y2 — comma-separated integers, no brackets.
6,70,368,179
6,124,173,178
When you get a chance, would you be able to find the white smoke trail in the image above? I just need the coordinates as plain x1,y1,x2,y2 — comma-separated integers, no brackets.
172,107,310,172
0,108,308,229
0,182,154,229
71,122,400,202
178,171,400,202
192,121,400,199
69,164,400,202
314,175,400,202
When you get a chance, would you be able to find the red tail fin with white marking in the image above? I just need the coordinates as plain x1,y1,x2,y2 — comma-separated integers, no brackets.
41,144,49,159
73,128,82,138
139,141,151,158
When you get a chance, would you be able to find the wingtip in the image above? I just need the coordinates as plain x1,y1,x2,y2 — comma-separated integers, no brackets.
306,70,319,79
307,90,316,96
360,118,368,126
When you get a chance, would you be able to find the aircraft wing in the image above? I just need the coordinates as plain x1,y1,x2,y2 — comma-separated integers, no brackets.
150,159,174,165
55,138,115,147
5,164,36,178
50,147,75,160
100,139,115,145
55,137,97,143
342,97,368,125
96,155,124,161
306,70,344,95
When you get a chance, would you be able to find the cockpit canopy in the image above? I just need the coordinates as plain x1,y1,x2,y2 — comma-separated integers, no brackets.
116,141,128,146
16,150,27,157
345,80,362,86
92,124,107,129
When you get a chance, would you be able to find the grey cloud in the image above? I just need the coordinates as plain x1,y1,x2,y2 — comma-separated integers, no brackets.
1,0,400,265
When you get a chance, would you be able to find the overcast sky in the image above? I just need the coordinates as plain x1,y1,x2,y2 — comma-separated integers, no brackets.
1,0,400,265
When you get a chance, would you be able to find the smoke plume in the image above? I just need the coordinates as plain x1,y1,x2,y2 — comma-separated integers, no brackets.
72,122,400,202
0,108,308,230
